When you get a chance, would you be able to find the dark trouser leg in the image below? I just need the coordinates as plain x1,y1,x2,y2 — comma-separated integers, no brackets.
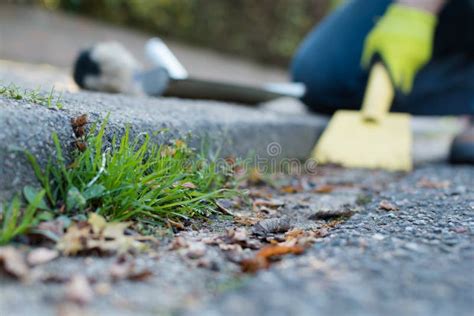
291,0,474,116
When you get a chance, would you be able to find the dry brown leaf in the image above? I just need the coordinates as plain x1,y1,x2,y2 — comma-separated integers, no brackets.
70,114,88,138
56,225,90,256
283,229,327,248
166,219,185,230
57,214,147,256
169,236,188,250
258,244,305,257
313,184,335,193
70,114,88,129
88,213,107,234
65,275,94,305
248,189,273,200
109,262,153,282
225,228,261,250
241,244,305,273
27,248,59,266
279,185,303,194
252,199,285,209
284,228,305,240
379,200,398,211
0,247,29,279
233,216,259,226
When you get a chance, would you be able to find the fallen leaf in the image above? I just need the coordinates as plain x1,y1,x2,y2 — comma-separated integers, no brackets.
257,206,279,217
88,213,107,234
65,275,94,305
109,261,153,282
283,229,327,248
313,184,335,193
252,199,285,210
27,248,59,266
70,114,88,128
169,236,188,250
279,185,303,194
233,216,258,226
284,228,305,240
258,244,305,257
166,219,185,231
225,228,261,250
0,247,29,279
57,214,147,256
252,217,291,236
56,225,89,256
313,228,329,238
71,114,88,139
379,200,398,211
240,244,305,273
248,189,273,200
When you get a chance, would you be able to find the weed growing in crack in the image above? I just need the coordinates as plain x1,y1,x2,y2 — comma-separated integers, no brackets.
0,83,63,109
25,119,236,225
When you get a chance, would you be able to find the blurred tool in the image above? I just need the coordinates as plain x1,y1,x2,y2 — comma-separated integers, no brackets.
312,63,412,171
73,38,305,105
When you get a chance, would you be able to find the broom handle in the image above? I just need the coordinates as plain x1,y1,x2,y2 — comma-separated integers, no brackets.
361,62,395,123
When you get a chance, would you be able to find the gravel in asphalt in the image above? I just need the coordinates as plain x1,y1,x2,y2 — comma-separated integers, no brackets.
1,165,472,316
189,165,474,316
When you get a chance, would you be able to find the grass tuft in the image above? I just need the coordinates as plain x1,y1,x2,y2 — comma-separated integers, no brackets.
0,190,45,244
27,119,235,224
0,83,63,109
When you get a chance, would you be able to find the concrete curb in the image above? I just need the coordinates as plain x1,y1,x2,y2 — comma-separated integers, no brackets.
0,92,326,201
0,92,465,201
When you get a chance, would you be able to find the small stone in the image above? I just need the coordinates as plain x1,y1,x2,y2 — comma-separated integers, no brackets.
403,242,422,252
372,233,385,241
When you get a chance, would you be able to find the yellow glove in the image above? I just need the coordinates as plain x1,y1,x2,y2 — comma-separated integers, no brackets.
361,4,437,94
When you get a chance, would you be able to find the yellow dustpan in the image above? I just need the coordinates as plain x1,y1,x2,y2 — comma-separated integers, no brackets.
313,62,412,171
